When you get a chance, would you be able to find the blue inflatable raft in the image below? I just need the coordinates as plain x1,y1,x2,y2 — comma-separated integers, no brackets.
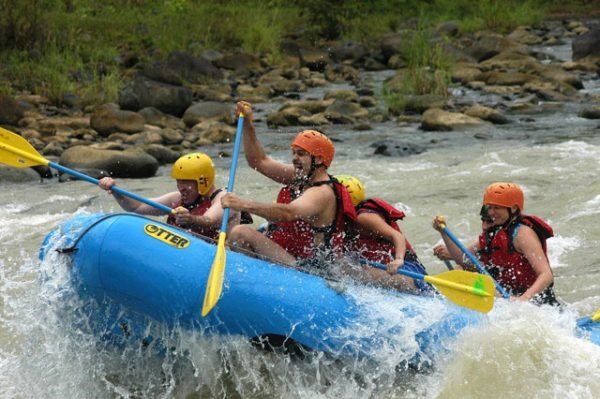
39,213,600,361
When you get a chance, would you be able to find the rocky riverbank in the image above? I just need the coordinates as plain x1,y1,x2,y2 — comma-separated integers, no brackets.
1,18,600,182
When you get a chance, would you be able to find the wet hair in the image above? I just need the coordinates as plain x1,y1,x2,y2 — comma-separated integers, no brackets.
480,205,493,223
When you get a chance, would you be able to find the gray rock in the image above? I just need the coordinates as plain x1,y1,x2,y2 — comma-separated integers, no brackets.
60,145,159,178
90,103,146,137
573,27,600,60
119,75,193,117
182,101,232,127
370,140,426,157
0,94,24,125
0,164,43,182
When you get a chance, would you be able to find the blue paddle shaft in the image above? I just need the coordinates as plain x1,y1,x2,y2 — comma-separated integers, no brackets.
48,161,173,214
361,259,425,281
442,226,510,298
219,115,245,233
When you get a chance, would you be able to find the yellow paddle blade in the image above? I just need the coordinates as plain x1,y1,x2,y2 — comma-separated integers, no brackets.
424,270,495,313
592,308,600,323
201,232,227,316
0,127,48,168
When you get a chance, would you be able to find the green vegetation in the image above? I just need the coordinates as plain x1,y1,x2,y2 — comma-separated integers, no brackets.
383,28,453,114
0,0,596,106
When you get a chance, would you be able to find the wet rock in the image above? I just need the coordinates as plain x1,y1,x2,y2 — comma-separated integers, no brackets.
42,141,65,157
267,106,311,127
464,105,510,124
119,75,193,117
328,41,368,63
60,145,159,178
182,101,232,127
0,164,43,182
451,62,483,84
324,90,359,102
463,32,527,62
298,113,331,126
215,52,263,73
579,106,600,119
370,140,426,157
192,121,235,144
133,144,180,165
90,103,145,137
0,94,25,125
421,108,484,131
325,99,369,121
397,95,447,115
507,26,543,45
138,107,186,130
573,27,600,60
298,47,330,72
167,51,223,82
160,128,184,145
235,84,271,102
480,71,537,86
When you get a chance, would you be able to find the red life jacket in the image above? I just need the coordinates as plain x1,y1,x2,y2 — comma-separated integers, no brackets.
166,189,222,240
267,178,357,259
353,198,418,264
478,214,553,295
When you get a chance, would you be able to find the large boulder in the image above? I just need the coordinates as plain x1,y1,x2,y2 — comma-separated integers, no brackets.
370,140,426,157
182,101,232,127
0,93,24,125
572,27,600,60
141,51,223,85
59,145,159,178
421,108,484,131
90,104,145,137
0,164,43,182
119,75,193,117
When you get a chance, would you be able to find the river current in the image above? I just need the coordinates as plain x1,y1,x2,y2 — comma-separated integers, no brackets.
1,42,600,398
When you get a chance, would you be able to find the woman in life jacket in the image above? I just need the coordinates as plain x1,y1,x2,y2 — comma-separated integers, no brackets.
433,205,494,262
336,175,431,294
432,182,559,305
99,152,245,240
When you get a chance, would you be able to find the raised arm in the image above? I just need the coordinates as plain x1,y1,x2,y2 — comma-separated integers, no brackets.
236,101,296,184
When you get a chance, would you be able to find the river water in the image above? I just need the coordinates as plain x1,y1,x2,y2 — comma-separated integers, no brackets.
1,42,600,398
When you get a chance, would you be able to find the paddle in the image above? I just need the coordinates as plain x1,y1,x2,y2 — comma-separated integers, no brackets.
439,221,510,299
363,259,495,313
577,307,600,328
201,114,244,316
0,127,173,214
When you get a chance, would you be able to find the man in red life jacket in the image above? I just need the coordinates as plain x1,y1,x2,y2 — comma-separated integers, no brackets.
432,182,559,305
221,101,356,267
99,152,241,239
336,175,431,294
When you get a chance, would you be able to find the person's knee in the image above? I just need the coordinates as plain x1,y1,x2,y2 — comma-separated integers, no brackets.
228,225,253,243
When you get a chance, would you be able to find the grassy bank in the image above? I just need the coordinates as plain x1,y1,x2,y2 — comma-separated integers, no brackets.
0,0,596,106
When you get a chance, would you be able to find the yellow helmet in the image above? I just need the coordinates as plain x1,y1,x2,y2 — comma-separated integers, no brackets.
171,153,215,195
336,175,365,207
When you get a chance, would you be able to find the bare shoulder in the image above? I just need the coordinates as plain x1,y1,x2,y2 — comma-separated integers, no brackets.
514,223,542,250
303,183,336,199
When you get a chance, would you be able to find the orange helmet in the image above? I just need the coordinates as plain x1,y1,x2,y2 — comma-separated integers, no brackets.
290,130,335,168
483,182,524,210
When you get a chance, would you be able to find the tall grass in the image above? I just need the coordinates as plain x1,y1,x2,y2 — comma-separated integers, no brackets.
0,0,596,104
383,27,454,113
